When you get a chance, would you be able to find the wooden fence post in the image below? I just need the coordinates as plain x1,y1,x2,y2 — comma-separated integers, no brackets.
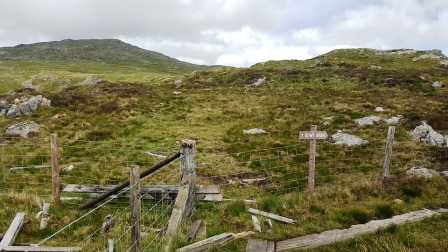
308,125,317,194
165,139,197,252
383,126,395,181
51,134,60,205
130,165,141,252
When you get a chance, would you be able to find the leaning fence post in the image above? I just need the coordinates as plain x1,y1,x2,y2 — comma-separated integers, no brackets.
130,165,141,252
51,134,60,205
383,126,395,182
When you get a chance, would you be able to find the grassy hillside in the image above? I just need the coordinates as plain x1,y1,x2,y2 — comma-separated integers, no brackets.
0,47,447,251
0,39,213,93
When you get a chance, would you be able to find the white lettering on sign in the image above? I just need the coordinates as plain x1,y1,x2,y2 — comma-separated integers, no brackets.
299,131,328,140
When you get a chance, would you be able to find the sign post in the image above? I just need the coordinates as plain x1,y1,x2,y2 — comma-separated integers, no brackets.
299,125,328,195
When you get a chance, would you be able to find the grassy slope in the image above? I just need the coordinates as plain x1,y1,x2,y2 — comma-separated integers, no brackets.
0,48,447,251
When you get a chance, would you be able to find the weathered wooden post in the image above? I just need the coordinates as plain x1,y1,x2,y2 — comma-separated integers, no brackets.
165,139,197,252
130,165,141,252
383,126,395,182
51,134,60,205
299,126,328,195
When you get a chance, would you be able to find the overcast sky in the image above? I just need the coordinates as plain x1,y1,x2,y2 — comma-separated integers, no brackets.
0,0,447,67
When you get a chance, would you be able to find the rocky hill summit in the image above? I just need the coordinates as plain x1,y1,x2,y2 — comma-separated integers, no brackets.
0,39,202,68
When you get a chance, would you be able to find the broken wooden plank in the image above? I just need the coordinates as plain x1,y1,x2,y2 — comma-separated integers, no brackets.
0,246,82,251
246,239,275,252
248,208,296,224
177,231,254,252
186,220,203,241
63,184,220,201
276,208,448,251
251,215,261,232
0,213,25,247
40,203,51,229
241,178,266,184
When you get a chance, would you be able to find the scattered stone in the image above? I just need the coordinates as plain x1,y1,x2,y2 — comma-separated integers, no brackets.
356,116,382,126
22,79,38,90
79,75,102,85
65,164,75,171
174,80,182,85
375,49,417,55
19,102,32,115
393,199,404,205
412,52,444,61
322,121,331,126
6,104,22,118
440,60,448,66
243,128,269,134
405,167,439,179
6,122,40,138
440,171,448,179
370,65,382,70
432,81,443,87
2,95,51,118
374,107,384,112
332,131,369,146
173,91,182,95
384,115,402,125
411,122,447,147
252,77,266,86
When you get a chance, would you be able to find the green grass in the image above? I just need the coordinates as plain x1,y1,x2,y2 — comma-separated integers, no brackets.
0,47,447,251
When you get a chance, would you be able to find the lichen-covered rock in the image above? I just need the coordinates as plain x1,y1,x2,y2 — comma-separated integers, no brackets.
432,81,443,87
374,107,384,112
405,167,439,179
6,122,40,138
356,116,382,126
332,131,369,146
6,104,22,118
411,122,447,147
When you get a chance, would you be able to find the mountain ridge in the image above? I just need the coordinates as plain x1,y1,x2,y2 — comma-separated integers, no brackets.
0,38,204,69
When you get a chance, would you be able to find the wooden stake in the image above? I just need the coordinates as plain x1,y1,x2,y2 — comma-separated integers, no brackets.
383,126,395,180
130,165,141,252
308,125,317,194
108,239,114,252
40,203,51,229
51,134,60,205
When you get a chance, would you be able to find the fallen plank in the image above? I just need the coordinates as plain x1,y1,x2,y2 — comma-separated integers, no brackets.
251,215,261,232
0,246,82,251
248,208,296,224
177,231,254,252
0,213,26,247
276,208,448,251
246,239,275,252
63,184,220,201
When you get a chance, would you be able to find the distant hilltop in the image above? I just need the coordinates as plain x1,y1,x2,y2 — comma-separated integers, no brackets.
0,39,205,69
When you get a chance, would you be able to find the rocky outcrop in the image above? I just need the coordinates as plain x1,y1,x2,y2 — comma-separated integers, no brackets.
405,167,439,179
1,95,51,118
78,75,103,85
412,50,446,62
6,122,40,138
411,122,447,147
432,81,443,87
332,131,369,146
356,116,382,126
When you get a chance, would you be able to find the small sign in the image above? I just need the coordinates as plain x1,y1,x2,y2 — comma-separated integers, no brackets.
299,131,328,140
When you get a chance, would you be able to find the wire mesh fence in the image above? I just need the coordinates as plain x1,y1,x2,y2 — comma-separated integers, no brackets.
197,127,448,201
1,127,447,250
